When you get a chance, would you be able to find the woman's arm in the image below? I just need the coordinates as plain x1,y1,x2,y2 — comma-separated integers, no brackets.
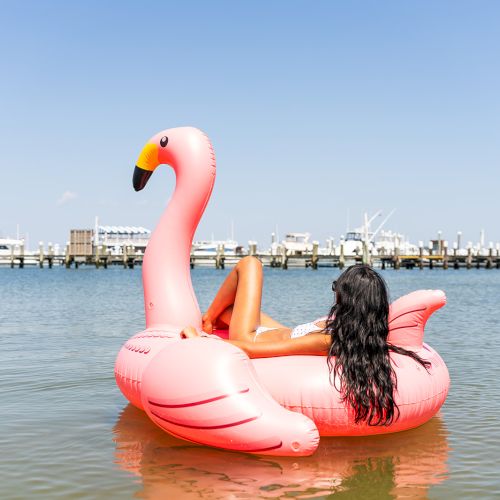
181,326,331,359
227,333,331,359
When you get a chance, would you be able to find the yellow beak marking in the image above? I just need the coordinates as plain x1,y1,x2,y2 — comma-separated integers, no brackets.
136,143,159,171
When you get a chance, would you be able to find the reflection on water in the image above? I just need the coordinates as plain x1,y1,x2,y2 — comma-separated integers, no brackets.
113,405,449,499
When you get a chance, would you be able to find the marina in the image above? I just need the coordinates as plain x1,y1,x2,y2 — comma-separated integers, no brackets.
1,234,499,270
5,212,498,270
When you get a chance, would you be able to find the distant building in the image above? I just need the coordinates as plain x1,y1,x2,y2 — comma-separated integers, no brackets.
69,225,151,256
96,226,151,254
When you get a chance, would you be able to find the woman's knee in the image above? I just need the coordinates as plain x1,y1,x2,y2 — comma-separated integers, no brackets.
237,256,262,272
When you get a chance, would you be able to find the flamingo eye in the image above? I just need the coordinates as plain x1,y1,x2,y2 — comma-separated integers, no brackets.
160,136,168,147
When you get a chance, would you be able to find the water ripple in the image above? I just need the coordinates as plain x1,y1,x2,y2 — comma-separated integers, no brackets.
1,267,499,498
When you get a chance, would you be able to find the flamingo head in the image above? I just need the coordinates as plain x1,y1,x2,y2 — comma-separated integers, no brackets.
133,130,174,191
133,127,213,191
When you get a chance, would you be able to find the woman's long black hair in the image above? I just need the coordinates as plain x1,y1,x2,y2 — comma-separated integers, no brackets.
325,265,430,426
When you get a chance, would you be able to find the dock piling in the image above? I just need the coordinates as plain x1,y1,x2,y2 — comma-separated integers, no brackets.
339,239,345,270
362,241,369,266
486,243,493,269
122,245,128,269
65,243,71,268
129,246,135,269
95,243,100,269
19,243,24,268
466,244,472,269
38,241,44,268
282,246,288,270
312,241,319,270
443,241,449,270
393,244,401,270
100,245,108,269
216,244,225,269
48,243,54,268
453,243,459,269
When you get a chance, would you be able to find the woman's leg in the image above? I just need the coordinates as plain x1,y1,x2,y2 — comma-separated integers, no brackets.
217,306,288,330
204,256,264,341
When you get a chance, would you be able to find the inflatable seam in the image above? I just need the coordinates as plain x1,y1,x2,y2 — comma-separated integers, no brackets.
150,411,261,430
115,373,142,384
285,387,449,411
389,306,427,323
160,423,284,453
147,388,250,408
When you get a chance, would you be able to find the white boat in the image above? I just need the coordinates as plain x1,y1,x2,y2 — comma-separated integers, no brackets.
336,212,380,257
0,238,25,256
281,232,313,255
375,230,419,256
336,210,418,258
341,229,374,257
191,239,247,266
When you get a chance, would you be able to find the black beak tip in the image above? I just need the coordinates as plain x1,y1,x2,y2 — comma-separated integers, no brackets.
133,165,152,191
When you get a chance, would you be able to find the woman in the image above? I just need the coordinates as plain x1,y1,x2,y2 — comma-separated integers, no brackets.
182,257,429,425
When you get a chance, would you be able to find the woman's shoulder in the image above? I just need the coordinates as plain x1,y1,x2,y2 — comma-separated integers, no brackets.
314,316,328,327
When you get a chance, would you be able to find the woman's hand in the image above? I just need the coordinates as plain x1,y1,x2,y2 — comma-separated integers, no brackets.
202,313,214,334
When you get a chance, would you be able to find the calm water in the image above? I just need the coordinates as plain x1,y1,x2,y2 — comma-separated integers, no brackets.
1,266,499,499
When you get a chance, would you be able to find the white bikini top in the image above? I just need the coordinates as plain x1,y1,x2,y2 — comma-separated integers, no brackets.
290,317,327,339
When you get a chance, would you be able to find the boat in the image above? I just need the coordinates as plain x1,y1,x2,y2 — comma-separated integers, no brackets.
0,238,24,256
191,239,247,265
336,210,418,259
375,230,419,256
281,232,313,255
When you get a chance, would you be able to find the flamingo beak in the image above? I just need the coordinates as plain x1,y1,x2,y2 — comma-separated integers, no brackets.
133,166,153,191
133,143,159,191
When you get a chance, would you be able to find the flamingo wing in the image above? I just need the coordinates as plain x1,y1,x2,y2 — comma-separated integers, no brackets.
140,337,320,456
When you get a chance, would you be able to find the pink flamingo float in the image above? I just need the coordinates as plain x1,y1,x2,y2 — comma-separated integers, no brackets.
114,127,450,456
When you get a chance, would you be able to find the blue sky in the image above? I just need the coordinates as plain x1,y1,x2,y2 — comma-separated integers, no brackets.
1,1,498,249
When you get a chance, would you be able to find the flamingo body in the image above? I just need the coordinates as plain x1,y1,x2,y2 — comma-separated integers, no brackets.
115,127,449,456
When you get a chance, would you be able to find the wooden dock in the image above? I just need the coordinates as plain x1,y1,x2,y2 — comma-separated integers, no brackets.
1,243,499,270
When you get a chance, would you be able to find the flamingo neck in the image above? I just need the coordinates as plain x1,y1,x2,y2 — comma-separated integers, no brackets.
142,139,215,330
